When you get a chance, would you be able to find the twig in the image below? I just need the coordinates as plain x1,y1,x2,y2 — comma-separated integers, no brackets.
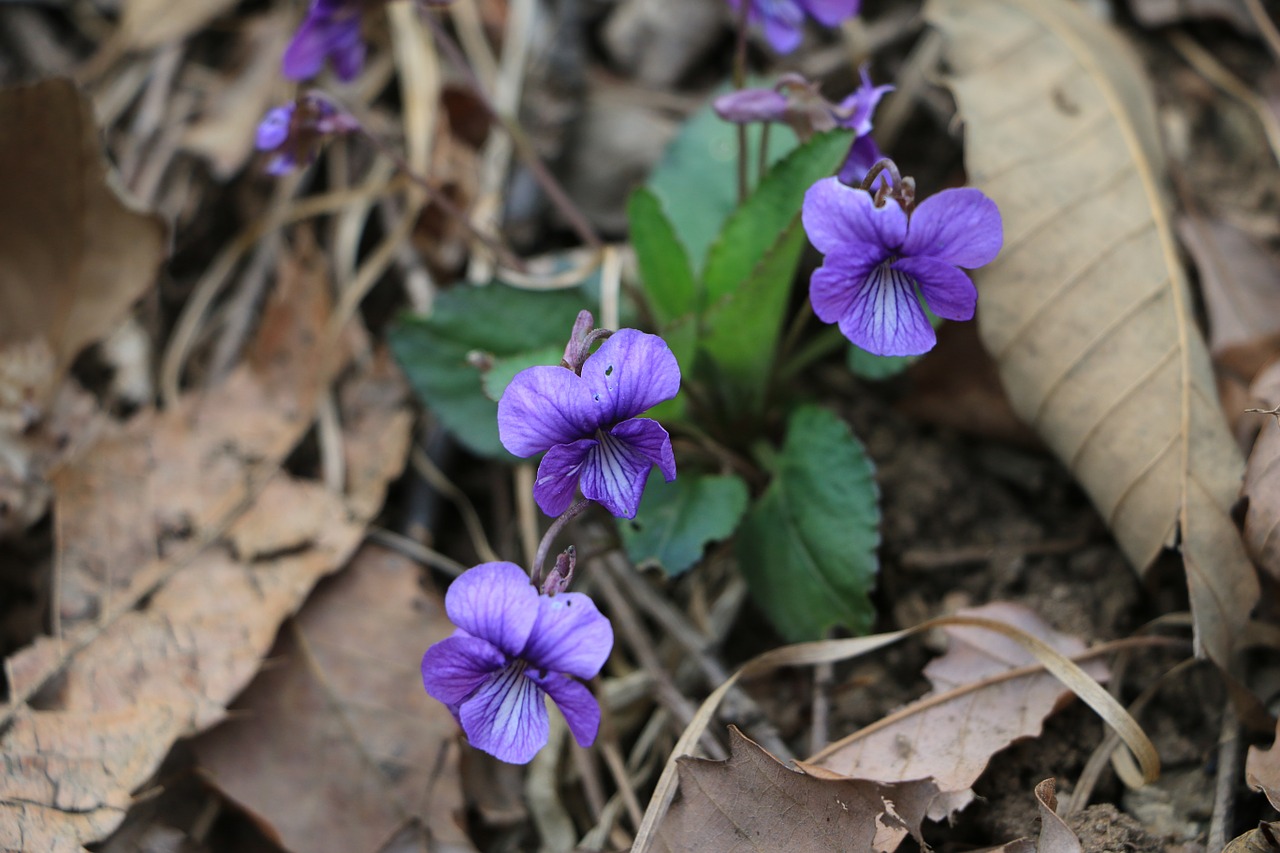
410,445,501,563
1242,0,1280,63
1209,703,1242,853
366,527,466,576
515,465,540,568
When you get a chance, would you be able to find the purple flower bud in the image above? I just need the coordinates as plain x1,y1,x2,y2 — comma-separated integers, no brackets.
254,94,359,175
713,87,792,125
728,0,861,54
421,562,613,764
498,329,680,519
560,310,596,372
800,174,1003,357
540,546,576,596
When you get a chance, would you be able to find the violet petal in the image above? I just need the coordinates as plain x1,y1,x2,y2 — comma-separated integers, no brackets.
714,88,791,124
802,177,906,256
459,663,549,764
533,438,596,517
522,592,613,679
809,251,879,325
445,562,539,658
579,330,681,425
256,106,293,150
498,366,595,457
282,18,328,80
839,262,937,356
837,134,884,187
762,8,805,53
421,635,506,706
891,256,978,322
901,187,1003,268
533,672,601,749
609,418,676,482
579,431,653,519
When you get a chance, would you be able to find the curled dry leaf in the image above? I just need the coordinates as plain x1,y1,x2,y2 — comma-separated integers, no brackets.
194,546,473,853
653,727,935,853
799,602,1108,822
0,78,165,536
0,247,413,851
925,0,1260,668
990,779,1084,853
1242,361,1280,583
1245,718,1280,809
1223,822,1280,853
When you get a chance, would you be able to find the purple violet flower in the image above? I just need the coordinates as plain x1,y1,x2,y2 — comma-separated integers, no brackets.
255,94,358,174
498,329,680,519
283,0,367,82
421,562,613,764
729,0,861,54
801,176,1003,356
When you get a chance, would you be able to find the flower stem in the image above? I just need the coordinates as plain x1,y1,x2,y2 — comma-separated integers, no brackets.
733,0,751,203
532,498,592,581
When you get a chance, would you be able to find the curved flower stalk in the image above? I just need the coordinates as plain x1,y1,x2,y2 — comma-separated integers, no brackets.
801,170,1003,356
713,66,892,185
498,325,680,519
420,562,613,764
728,0,861,53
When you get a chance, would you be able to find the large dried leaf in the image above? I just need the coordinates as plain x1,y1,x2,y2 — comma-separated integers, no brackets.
653,728,934,853
925,0,1260,667
0,79,164,536
0,250,412,850
799,603,1107,822
1241,362,1280,582
194,545,474,853
1245,719,1280,809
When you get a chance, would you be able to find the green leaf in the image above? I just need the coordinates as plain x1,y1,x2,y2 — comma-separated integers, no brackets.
701,129,853,305
620,472,750,577
627,187,699,324
388,283,594,458
482,345,565,401
648,89,798,275
699,223,808,418
737,406,880,641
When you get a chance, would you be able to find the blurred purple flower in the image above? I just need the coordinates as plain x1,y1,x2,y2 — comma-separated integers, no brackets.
498,329,680,519
283,0,367,82
255,94,358,174
801,176,1003,356
713,67,891,185
728,0,861,53
420,562,613,764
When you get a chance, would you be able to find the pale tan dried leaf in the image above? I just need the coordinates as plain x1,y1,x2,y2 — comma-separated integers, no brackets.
1245,719,1280,809
799,603,1107,822
194,546,473,853
181,13,294,179
118,0,241,51
1242,362,1280,582
0,249,412,850
1031,779,1083,853
925,0,1260,667
1179,215,1280,382
652,727,934,853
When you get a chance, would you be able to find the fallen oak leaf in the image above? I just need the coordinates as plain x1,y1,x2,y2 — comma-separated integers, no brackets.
193,545,474,853
798,603,1109,822
1245,718,1280,809
925,0,1260,668
652,727,935,853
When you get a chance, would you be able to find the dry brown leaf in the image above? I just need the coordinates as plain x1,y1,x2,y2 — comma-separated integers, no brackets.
799,603,1108,822
652,727,934,853
194,546,473,853
1223,821,1280,853
1241,361,1280,582
1179,215,1280,382
0,79,165,536
926,0,1260,668
117,0,241,51
1245,719,1280,809
990,779,1084,853
0,246,412,849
